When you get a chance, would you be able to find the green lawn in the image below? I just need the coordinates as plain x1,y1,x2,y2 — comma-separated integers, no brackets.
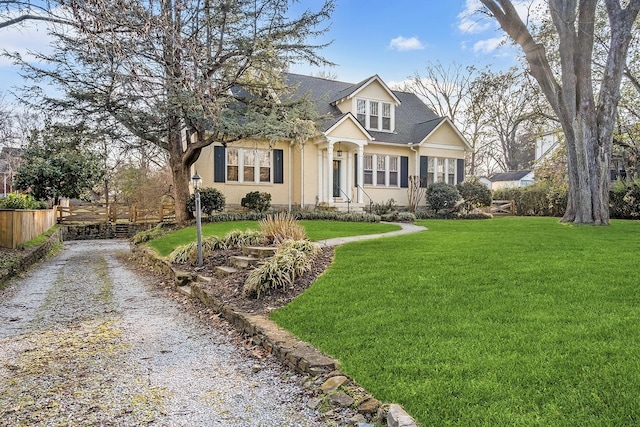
270,217,640,426
147,220,400,256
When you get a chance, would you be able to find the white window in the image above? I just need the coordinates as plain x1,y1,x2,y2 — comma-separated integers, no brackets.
376,156,386,186
389,156,398,186
446,158,456,184
428,157,457,184
370,102,379,129
382,103,391,131
363,154,373,185
427,157,436,185
259,150,271,183
226,148,271,183
437,158,445,182
363,153,400,187
355,99,394,132
227,148,239,182
357,99,366,126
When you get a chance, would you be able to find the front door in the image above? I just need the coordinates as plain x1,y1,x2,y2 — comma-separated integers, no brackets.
333,160,341,198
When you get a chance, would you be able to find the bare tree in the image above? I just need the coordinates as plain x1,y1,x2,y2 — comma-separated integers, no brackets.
401,62,494,175
474,67,541,172
13,0,334,223
0,0,73,30
479,0,640,224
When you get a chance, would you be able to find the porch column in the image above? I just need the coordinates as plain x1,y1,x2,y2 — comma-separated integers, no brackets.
357,145,364,204
317,149,323,203
327,142,334,205
346,151,353,201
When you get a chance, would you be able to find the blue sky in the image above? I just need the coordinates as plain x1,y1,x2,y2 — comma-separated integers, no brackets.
288,0,521,85
0,0,525,102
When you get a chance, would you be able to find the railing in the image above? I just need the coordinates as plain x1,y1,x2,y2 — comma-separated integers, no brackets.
356,184,374,213
57,202,175,224
336,186,351,213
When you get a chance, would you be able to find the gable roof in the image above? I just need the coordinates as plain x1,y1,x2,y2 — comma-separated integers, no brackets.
489,170,533,182
284,73,443,145
329,75,401,106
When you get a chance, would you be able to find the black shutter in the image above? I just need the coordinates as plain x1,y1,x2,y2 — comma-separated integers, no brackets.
419,156,428,187
214,145,225,182
400,156,409,188
456,159,465,184
274,149,284,184
354,153,358,186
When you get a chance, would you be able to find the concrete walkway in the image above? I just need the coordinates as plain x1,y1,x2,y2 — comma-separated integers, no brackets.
317,221,427,247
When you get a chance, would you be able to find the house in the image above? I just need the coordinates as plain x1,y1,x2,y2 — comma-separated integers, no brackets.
488,170,534,190
192,73,470,210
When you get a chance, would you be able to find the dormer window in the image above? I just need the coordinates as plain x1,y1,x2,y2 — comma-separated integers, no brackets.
382,103,391,130
370,102,379,128
357,99,366,124
355,98,393,132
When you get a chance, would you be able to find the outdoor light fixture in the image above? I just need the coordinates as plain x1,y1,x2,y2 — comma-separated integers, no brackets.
192,171,203,267
192,171,202,190
336,142,343,158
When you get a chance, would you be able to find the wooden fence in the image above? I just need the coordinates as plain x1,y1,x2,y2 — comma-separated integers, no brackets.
57,201,175,224
489,199,515,215
0,208,57,249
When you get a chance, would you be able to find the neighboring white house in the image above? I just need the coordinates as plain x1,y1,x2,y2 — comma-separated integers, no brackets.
488,170,534,190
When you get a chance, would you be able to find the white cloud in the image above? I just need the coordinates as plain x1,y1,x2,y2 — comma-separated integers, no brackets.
457,0,492,34
458,0,547,35
389,36,425,52
473,36,507,54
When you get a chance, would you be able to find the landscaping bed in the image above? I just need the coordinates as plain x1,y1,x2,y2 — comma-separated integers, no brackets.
172,246,334,315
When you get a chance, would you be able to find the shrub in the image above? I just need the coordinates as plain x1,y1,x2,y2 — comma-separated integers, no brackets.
202,235,227,252
243,239,319,298
457,177,492,212
259,211,307,244
168,241,199,263
493,183,567,217
241,191,272,212
223,229,266,247
0,192,48,209
380,212,416,223
132,224,169,244
610,180,640,219
426,182,461,214
372,198,397,215
188,188,225,215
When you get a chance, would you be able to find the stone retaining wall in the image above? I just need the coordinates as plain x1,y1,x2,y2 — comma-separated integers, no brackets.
61,223,155,241
130,244,419,427
0,228,62,285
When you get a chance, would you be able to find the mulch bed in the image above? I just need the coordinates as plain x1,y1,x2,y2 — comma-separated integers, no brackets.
173,246,335,315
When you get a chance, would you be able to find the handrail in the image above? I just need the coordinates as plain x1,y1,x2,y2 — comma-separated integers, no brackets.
356,184,374,213
337,186,351,213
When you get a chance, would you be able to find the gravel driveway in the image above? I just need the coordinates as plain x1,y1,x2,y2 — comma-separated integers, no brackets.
0,240,325,426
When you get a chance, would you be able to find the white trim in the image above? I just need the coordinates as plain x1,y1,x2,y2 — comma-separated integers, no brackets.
417,117,472,150
421,142,467,151
332,75,402,106
323,113,373,140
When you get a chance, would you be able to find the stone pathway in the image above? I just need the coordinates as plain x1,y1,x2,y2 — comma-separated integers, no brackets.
316,222,427,247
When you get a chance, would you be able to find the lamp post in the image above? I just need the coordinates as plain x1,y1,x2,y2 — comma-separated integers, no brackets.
192,172,203,267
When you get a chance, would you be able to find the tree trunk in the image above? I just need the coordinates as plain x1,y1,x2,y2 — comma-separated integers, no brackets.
166,124,192,224
478,0,640,225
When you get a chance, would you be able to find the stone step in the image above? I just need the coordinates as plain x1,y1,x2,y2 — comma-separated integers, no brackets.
243,246,278,258
215,265,239,278
229,255,260,269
